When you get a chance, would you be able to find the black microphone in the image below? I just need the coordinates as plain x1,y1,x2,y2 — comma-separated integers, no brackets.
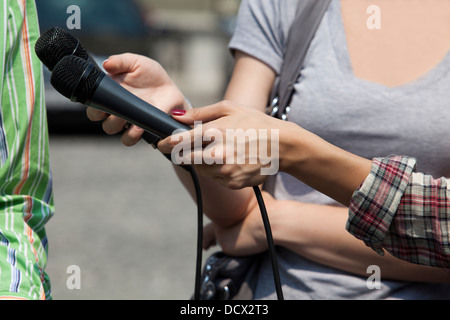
50,55,190,140
50,56,191,138
35,26,99,71
35,27,165,146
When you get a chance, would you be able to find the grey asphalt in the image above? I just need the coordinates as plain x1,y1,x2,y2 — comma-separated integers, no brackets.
46,134,217,300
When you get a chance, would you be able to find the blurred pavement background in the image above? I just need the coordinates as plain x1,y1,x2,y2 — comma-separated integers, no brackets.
39,0,241,300
47,136,215,299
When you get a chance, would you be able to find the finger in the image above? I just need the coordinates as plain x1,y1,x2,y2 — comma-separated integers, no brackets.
157,130,193,155
86,107,109,121
157,137,171,155
121,125,145,147
164,137,220,167
159,128,225,166
170,143,204,166
101,115,128,135
103,53,138,76
171,101,236,125
157,121,213,154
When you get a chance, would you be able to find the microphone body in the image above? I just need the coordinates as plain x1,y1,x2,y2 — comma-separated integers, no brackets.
51,56,190,139
90,73,190,138
35,27,173,145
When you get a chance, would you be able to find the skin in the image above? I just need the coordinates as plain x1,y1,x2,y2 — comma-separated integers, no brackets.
341,0,450,88
87,1,450,284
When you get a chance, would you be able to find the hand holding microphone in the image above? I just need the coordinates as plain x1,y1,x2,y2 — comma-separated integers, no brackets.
49,55,190,140
35,27,188,146
90,54,189,146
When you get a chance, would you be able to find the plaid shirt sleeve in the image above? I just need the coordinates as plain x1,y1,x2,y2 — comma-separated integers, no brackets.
347,155,450,269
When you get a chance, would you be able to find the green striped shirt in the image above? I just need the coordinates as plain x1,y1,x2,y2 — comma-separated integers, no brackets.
0,0,54,300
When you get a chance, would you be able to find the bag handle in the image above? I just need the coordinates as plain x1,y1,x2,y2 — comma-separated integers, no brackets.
268,0,331,120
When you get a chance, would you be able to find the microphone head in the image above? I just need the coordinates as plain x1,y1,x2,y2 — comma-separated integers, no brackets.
51,55,104,104
35,27,89,71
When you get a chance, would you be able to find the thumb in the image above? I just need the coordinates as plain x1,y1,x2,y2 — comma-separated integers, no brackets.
171,101,235,125
103,53,138,76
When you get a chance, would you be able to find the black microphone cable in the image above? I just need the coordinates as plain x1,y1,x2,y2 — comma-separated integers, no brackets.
185,165,204,300
253,186,284,300
188,169,284,300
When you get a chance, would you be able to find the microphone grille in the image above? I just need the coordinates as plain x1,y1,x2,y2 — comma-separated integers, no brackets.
35,27,89,71
76,62,104,104
51,55,103,104
51,55,89,99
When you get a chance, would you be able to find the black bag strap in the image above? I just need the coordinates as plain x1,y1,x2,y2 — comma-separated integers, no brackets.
268,0,331,120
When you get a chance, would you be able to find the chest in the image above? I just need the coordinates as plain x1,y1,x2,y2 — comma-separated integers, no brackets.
340,0,450,88
286,0,450,177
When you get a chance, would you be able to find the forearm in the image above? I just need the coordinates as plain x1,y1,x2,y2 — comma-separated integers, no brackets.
279,122,373,206
271,200,450,283
173,165,254,228
168,96,254,227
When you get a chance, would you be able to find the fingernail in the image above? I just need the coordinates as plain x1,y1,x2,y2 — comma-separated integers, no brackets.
172,109,186,116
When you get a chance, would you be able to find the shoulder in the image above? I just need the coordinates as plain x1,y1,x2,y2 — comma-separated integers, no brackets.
230,0,299,72
238,0,298,31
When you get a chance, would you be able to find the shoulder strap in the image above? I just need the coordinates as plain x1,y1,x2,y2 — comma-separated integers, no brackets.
269,0,331,120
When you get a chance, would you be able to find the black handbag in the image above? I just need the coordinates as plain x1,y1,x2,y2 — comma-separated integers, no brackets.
198,252,262,300
197,0,331,301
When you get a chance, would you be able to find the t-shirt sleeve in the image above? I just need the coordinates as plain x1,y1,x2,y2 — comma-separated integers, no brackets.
228,0,297,74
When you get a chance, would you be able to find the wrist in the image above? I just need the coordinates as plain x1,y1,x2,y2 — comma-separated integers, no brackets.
278,122,312,174
278,122,372,205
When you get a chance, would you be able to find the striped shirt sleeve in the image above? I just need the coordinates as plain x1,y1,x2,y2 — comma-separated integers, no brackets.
347,156,450,269
0,0,54,300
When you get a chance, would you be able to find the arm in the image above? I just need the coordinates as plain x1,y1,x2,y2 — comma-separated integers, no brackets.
162,98,373,205
161,56,450,280
202,186,450,283
348,156,450,269
282,142,450,269
168,102,450,275
270,200,450,282
170,104,450,272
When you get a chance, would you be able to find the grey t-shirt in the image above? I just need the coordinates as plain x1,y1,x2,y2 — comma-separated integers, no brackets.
229,0,450,299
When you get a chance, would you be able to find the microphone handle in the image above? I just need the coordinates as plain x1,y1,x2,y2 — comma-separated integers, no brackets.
76,53,162,147
142,131,162,148
88,75,191,139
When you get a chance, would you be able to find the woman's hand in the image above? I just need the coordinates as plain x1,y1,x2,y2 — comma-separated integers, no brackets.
158,101,297,189
86,53,187,146
158,100,373,206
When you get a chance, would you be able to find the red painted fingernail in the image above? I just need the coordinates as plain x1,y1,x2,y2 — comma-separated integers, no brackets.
172,109,186,116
